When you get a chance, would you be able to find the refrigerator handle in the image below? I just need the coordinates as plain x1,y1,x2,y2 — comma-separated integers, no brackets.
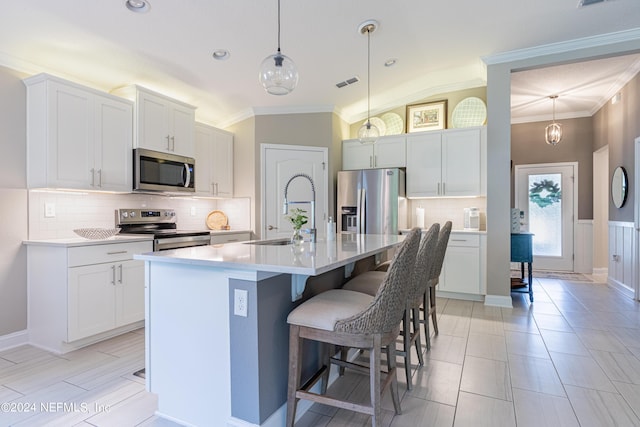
359,188,366,234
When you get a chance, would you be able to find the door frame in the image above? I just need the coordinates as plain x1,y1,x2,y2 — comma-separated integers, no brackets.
260,143,329,239
514,161,578,271
633,137,640,300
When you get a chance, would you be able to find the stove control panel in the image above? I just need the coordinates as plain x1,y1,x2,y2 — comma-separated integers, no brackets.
116,208,176,225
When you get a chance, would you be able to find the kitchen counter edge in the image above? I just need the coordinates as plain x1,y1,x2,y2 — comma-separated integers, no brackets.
23,235,154,247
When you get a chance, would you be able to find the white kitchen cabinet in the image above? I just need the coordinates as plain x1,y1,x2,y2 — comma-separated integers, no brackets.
195,122,234,197
210,231,252,245
437,232,485,299
406,126,486,197
342,135,406,170
24,74,133,191
113,85,196,157
27,239,152,353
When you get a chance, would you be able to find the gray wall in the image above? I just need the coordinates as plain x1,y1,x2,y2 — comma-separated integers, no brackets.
511,117,594,219
0,65,28,335
593,71,640,222
229,112,348,239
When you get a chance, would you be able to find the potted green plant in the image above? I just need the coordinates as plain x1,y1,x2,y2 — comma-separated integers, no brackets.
286,208,308,245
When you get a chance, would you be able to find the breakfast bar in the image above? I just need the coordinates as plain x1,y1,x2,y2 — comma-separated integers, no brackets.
135,233,404,427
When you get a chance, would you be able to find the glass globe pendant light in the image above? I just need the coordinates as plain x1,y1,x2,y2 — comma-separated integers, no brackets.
358,19,380,144
259,0,298,95
545,95,563,146
358,20,380,144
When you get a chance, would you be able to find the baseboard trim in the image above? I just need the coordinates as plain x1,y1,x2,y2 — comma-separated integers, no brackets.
484,295,513,308
0,329,29,352
608,277,635,299
593,267,608,276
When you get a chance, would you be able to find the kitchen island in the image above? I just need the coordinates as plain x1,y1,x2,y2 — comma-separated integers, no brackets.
135,233,404,427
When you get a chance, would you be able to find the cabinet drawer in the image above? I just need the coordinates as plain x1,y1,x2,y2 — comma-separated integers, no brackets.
68,241,152,267
210,232,251,245
447,233,480,247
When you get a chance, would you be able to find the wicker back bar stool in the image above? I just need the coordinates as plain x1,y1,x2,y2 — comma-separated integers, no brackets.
341,223,440,389
285,228,421,427
422,221,452,349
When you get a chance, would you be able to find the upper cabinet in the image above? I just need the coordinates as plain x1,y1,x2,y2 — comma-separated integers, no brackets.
406,126,486,197
342,135,406,170
112,85,196,157
194,122,234,197
24,74,133,192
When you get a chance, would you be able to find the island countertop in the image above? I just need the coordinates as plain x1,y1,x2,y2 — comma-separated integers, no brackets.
134,233,404,276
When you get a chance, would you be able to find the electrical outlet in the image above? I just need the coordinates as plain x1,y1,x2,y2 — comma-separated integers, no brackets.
44,203,56,218
234,289,248,317
190,206,196,216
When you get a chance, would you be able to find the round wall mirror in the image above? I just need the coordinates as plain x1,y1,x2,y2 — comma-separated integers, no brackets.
612,166,628,208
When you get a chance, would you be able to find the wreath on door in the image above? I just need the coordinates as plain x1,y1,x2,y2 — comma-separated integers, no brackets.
529,179,561,208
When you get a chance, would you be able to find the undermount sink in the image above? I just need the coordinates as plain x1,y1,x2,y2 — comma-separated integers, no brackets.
244,238,292,246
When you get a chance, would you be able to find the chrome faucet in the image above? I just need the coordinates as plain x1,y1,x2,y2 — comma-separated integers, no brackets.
283,173,316,243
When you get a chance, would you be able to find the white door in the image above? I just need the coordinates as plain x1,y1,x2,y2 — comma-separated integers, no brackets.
515,163,576,271
262,144,328,240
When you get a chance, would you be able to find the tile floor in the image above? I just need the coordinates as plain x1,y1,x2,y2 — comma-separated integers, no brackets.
1,275,639,426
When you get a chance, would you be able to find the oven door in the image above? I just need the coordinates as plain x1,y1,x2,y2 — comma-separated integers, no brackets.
134,148,195,193
154,234,210,251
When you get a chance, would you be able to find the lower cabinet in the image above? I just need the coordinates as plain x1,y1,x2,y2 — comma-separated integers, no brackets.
27,240,152,353
437,232,486,298
68,259,145,341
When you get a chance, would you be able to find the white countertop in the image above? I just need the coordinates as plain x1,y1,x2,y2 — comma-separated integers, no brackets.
400,228,486,234
23,235,154,247
134,233,405,276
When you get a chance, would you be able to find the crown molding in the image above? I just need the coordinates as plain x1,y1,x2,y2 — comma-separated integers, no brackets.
483,28,640,65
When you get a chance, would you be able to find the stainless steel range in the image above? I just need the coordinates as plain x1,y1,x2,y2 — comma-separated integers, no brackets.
116,208,211,251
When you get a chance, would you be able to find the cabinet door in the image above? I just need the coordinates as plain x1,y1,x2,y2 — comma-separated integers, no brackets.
95,95,133,191
115,260,146,326
194,124,214,195
170,103,195,156
138,90,171,153
442,128,481,196
406,132,442,197
373,136,406,168
440,246,480,294
342,140,374,170
47,82,94,189
68,264,116,341
212,130,234,197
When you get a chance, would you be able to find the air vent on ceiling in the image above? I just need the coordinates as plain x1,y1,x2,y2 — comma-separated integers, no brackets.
578,0,609,7
336,76,360,88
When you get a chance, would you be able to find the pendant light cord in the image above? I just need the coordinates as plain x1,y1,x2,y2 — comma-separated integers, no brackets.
277,0,281,53
366,27,371,124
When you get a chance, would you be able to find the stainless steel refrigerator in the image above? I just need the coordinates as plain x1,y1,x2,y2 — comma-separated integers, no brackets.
337,168,407,235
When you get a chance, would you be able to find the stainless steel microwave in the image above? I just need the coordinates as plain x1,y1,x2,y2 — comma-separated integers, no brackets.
133,148,195,193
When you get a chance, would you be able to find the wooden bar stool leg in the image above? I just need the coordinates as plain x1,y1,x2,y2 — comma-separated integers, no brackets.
402,310,413,390
370,334,382,427
423,292,431,351
321,343,330,394
386,337,401,415
430,286,439,335
412,307,424,366
286,325,302,427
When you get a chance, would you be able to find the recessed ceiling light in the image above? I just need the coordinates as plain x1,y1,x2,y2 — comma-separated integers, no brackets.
384,58,397,67
126,0,151,13
212,49,231,61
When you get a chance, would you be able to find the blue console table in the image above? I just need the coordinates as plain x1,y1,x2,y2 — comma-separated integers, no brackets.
511,233,534,302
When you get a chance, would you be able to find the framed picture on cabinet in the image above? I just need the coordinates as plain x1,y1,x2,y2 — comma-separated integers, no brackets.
406,100,447,133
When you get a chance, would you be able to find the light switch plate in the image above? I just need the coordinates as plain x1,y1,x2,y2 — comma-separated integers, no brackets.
44,203,56,218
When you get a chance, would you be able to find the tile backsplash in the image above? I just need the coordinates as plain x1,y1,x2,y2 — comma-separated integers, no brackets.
408,197,487,230
28,191,251,239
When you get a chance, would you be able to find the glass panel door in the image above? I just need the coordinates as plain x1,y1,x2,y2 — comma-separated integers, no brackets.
515,164,575,271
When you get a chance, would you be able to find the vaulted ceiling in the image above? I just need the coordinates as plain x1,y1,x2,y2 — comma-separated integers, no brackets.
1,1,639,128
